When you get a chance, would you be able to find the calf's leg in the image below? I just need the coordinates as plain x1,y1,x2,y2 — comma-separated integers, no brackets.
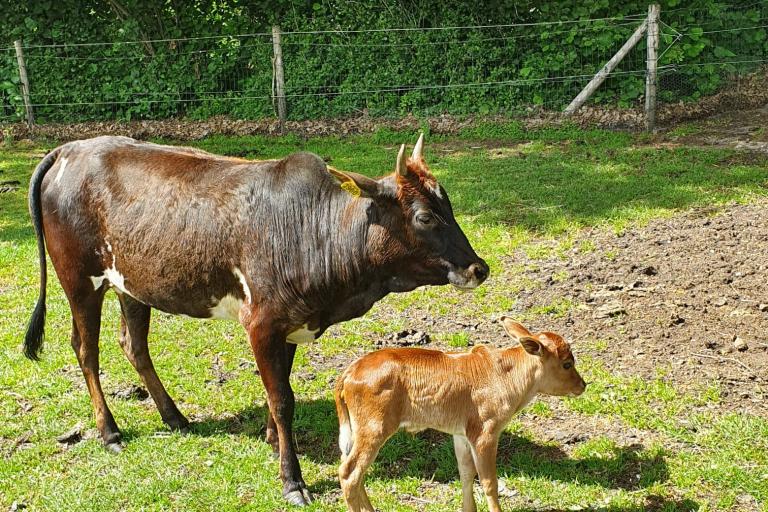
247,320,311,506
117,294,189,431
471,433,502,512
453,435,478,512
338,425,386,512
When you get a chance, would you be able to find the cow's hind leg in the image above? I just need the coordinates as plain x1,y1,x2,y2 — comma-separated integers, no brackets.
117,294,189,432
265,341,298,455
69,289,122,451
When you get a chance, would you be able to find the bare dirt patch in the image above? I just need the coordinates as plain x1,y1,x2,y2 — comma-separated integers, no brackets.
665,104,768,154
508,200,768,417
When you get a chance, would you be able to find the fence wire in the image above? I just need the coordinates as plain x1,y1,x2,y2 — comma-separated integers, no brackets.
0,6,766,125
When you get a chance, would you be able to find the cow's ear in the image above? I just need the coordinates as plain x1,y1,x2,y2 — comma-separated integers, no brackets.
328,167,381,198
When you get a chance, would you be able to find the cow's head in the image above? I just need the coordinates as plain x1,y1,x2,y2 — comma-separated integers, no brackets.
332,134,489,291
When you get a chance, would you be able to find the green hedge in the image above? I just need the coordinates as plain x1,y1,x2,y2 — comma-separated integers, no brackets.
1,1,766,122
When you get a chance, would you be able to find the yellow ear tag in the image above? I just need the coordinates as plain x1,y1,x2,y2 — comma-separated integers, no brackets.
340,180,362,197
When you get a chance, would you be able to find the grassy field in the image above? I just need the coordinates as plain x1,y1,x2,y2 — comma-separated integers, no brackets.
1,125,767,511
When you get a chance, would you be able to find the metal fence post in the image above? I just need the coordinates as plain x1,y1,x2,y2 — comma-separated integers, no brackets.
14,40,34,129
645,4,660,132
272,25,287,134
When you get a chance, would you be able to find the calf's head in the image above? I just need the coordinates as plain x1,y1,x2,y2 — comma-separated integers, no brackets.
333,134,489,290
501,317,587,397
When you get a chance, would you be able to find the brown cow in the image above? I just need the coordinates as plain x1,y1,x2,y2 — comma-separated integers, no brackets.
24,134,488,505
334,318,586,512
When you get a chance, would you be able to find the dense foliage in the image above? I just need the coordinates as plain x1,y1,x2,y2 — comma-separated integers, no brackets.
0,0,766,122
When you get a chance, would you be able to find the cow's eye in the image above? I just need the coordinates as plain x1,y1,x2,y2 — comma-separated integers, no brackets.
563,362,573,370
416,213,434,226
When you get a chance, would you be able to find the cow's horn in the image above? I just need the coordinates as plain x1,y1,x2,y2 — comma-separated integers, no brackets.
396,144,408,176
411,132,424,160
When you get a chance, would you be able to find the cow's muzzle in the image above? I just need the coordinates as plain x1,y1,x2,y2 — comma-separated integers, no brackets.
448,260,489,290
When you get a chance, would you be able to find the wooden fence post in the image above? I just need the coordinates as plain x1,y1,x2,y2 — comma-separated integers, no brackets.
271,25,287,134
14,40,34,129
564,17,648,115
645,4,661,132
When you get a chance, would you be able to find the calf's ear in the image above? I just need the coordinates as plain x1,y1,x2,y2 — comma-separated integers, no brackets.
520,336,543,356
500,317,534,341
328,167,381,198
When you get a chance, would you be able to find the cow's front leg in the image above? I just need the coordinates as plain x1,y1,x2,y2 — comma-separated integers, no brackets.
246,319,312,506
266,341,298,456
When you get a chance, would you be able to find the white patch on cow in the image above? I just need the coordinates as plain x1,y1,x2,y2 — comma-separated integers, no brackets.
54,158,68,185
233,267,251,303
88,239,136,297
104,263,133,296
430,183,443,199
286,324,318,345
209,294,243,321
90,274,108,290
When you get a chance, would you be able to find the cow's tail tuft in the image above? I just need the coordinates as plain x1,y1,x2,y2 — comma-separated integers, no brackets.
335,371,353,457
24,148,60,361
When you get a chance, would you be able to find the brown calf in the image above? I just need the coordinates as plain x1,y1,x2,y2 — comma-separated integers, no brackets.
334,318,586,512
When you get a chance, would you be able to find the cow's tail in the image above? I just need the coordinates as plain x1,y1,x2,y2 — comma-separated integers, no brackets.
335,371,354,457
24,148,61,361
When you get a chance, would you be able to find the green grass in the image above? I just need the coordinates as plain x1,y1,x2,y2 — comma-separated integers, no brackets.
1,126,767,511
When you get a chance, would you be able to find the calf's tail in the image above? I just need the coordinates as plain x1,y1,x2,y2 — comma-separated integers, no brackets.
334,372,353,457
24,148,60,361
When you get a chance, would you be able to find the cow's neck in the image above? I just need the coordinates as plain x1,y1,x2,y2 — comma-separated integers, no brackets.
296,192,418,328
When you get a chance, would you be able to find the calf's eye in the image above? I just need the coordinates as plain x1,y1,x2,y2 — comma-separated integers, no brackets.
563,362,573,370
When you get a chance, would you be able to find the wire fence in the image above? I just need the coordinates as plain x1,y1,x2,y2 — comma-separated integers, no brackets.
0,4,766,125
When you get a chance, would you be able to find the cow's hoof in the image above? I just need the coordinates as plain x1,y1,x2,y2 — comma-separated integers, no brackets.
165,415,190,433
105,441,124,453
284,488,313,506
171,423,191,435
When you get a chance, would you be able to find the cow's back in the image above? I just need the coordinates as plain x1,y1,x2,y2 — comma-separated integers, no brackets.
38,136,334,318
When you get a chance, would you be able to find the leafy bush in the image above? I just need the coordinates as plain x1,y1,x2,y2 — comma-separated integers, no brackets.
0,0,765,122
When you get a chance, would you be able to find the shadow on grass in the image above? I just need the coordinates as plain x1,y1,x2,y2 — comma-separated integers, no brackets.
437,145,768,234
191,400,671,493
172,400,697,510
189,398,341,465
506,496,700,512
368,429,669,493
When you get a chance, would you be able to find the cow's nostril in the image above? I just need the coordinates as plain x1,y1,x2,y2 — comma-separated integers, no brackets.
469,263,488,282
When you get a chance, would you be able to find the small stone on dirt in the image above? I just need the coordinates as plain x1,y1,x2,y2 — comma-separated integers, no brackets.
670,314,686,326
111,384,149,400
734,337,748,351
380,329,431,347
593,301,626,319
759,303,768,312
549,429,589,445
713,297,728,306
56,424,83,445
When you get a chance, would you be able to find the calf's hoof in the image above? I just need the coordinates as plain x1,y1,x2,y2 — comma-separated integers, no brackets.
284,487,313,506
